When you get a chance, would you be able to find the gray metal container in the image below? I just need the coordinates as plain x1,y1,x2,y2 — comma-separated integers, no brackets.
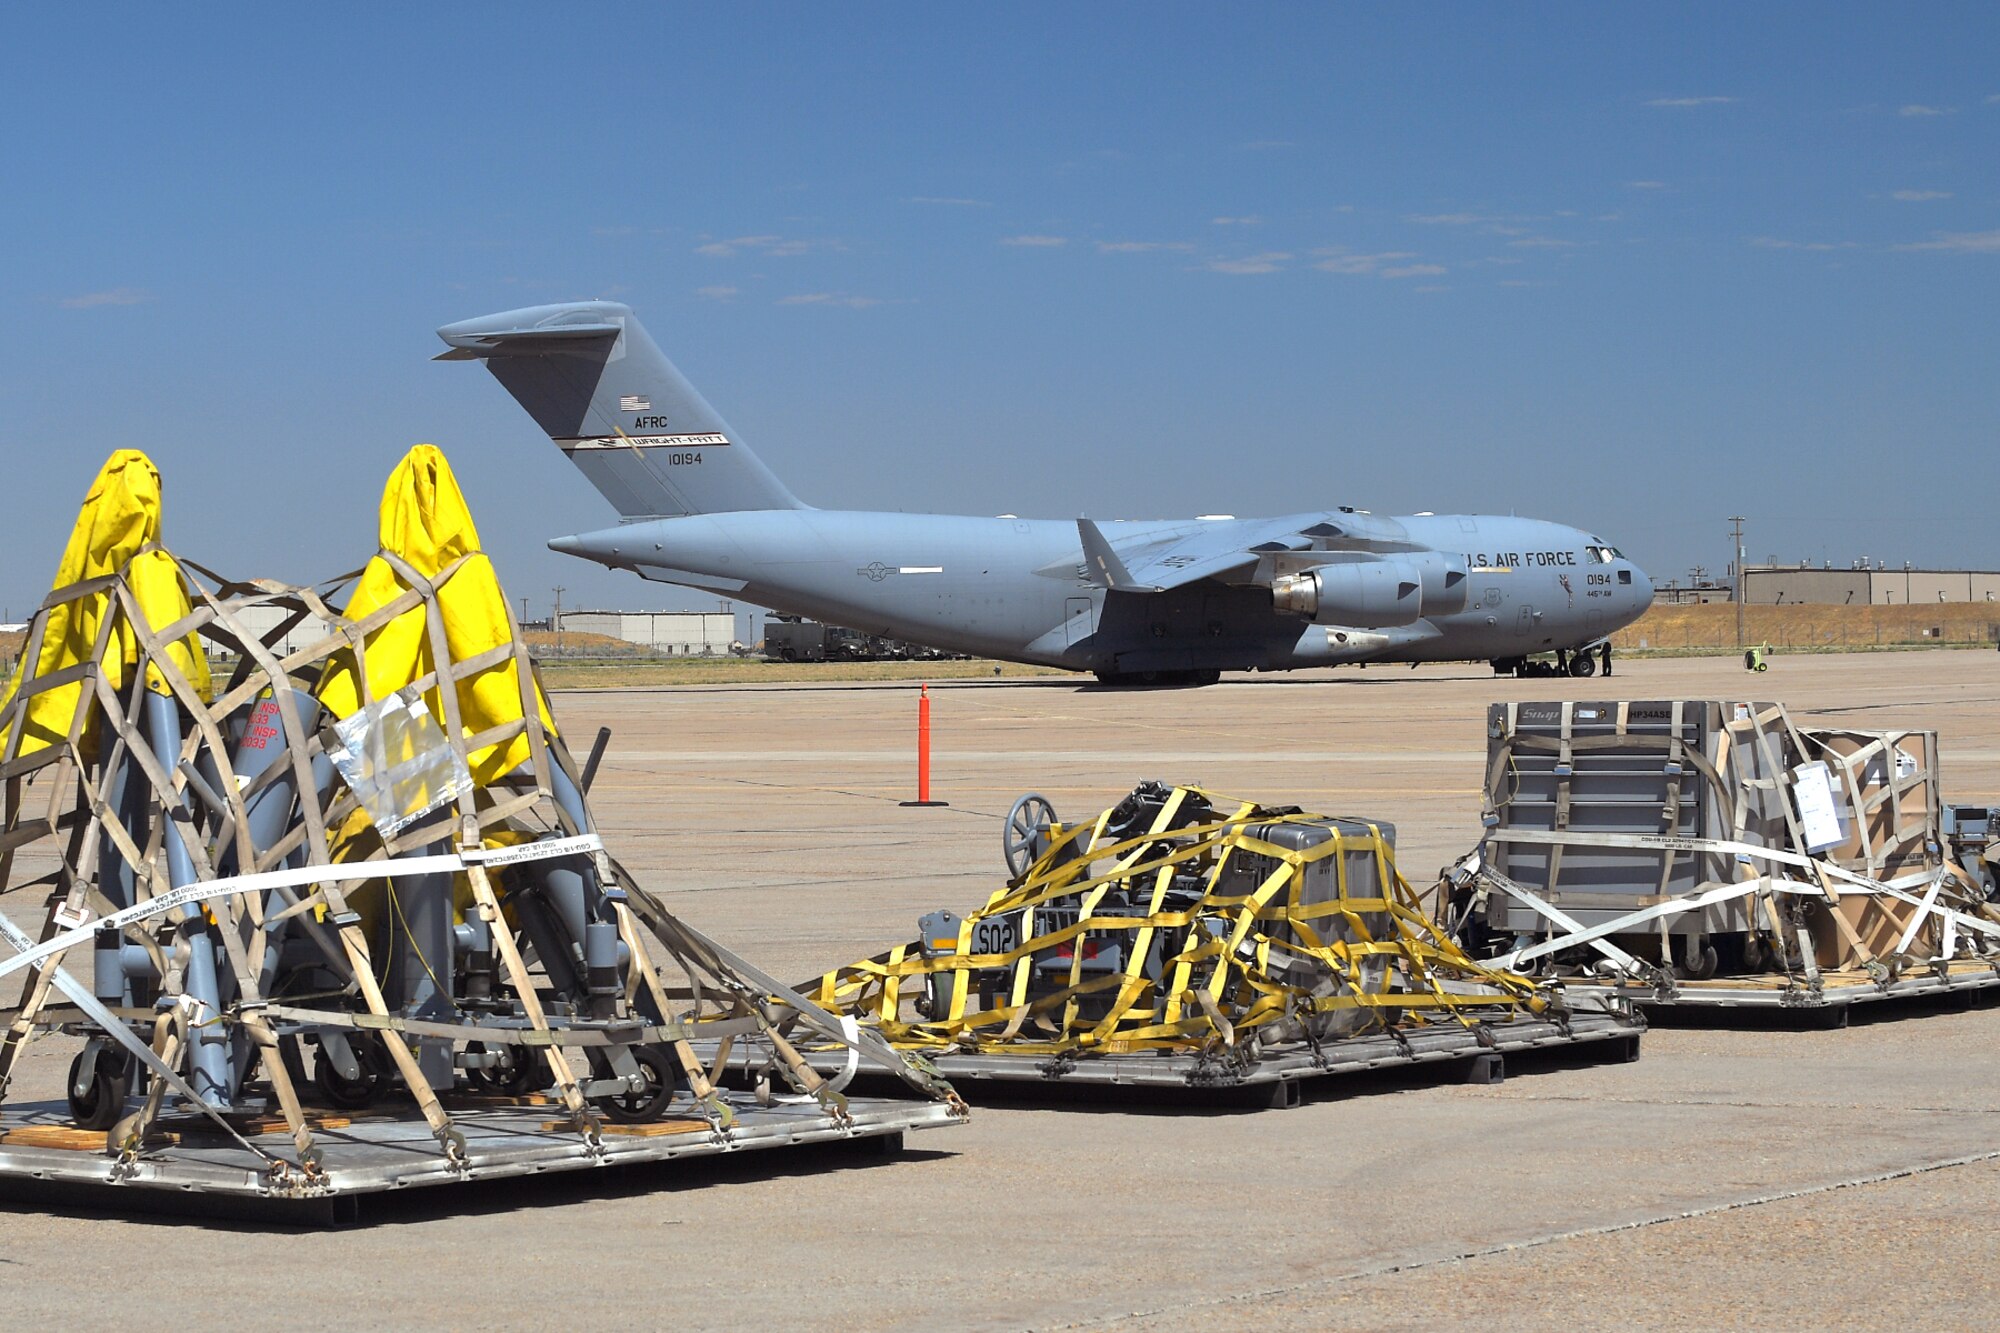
1481,700,1787,940
1223,817,1398,1040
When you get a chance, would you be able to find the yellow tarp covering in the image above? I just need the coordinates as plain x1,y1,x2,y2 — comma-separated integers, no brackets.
316,444,554,787
0,450,210,757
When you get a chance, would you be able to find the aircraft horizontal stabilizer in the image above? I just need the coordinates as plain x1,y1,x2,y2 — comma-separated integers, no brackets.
433,322,624,360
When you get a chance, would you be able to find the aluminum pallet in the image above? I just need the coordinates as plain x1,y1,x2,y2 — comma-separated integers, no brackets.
716,1009,1643,1109
0,1092,961,1224
1563,959,2000,1016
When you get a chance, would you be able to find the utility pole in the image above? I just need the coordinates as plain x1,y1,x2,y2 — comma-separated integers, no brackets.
1727,516,1747,647
519,595,529,627
552,586,566,655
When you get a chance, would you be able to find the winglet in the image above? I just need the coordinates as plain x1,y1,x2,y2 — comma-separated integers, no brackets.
1077,518,1158,592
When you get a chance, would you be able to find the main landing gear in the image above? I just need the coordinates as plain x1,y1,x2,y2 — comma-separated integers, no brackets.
1091,669,1223,688
1491,644,1614,679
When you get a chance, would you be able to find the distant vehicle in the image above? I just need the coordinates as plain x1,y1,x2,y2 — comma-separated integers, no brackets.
761,615,961,664
439,302,1654,685
761,614,827,663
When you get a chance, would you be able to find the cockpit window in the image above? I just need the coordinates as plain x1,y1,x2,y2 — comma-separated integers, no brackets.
1586,545,1619,564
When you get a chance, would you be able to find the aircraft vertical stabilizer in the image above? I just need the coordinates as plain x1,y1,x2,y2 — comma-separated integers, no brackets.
437,301,803,518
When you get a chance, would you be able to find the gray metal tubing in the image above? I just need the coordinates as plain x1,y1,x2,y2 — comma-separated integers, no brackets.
143,690,234,1107
539,759,603,948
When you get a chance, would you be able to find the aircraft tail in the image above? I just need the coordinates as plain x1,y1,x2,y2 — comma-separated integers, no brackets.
436,301,803,518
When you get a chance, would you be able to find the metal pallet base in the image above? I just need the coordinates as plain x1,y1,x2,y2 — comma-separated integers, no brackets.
0,1093,960,1224
1563,960,2000,1012
726,1010,1643,1108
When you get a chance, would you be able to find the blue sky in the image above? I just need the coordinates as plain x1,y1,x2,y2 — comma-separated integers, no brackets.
1,5,1994,621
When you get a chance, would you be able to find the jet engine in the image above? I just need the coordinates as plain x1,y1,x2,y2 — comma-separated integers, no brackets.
1403,550,1470,616
1270,560,1424,628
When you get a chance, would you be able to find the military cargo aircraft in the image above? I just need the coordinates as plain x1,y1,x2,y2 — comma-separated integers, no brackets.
438,301,1653,685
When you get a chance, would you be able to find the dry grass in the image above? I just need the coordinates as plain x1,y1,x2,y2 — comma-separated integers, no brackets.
1615,601,2000,654
538,657,1069,689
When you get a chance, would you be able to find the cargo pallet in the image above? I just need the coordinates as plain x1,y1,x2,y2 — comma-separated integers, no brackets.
712,1009,1643,1109
1563,959,2000,1018
0,1091,959,1224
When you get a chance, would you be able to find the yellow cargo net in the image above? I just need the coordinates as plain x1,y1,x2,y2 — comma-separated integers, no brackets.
810,784,1549,1056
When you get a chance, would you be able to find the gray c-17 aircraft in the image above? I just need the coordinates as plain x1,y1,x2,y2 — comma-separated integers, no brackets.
437,301,1654,685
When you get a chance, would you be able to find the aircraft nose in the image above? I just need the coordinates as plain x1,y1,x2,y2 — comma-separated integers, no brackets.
1630,564,1654,604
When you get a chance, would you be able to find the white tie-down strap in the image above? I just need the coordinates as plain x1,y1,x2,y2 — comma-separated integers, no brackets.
1480,820,1976,964
0,832,604,983
772,1015,865,1104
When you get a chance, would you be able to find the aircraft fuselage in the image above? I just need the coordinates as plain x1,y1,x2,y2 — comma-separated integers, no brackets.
551,509,1653,675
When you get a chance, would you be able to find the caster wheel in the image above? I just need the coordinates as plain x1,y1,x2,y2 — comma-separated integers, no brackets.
314,1034,387,1109
595,1045,680,1124
466,1041,545,1096
67,1049,133,1131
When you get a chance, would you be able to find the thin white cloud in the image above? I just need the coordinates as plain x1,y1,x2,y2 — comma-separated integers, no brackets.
1988,93,2000,104
1627,180,1667,190
1203,252,1292,275
1749,236,1858,251
1312,249,1426,276
1508,236,1577,248
1097,240,1196,254
1899,104,1950,117
1211,216,1263,226
1407,212,1492,226
999,234,1068,247
695,285,739,301
1646,96,1735,108
905,196,990,207
1381,264,1448,279
60,287,151,309
1413,284,1451,293
778,292,883,308
1895,229,2000,253
695,235,834,258
1890,189,1953,201
1498,279,1534,288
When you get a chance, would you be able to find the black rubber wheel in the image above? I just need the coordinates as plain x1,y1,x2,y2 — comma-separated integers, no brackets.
314,1034,386,1109
466,1041,545,1096
1680,940,1720,980
1570,653,1598,678
67,1049,133,1131
596,1045,680,1124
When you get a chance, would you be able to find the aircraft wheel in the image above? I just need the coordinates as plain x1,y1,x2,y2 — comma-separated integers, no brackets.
1570,653,1598,678
1190,669,1221,686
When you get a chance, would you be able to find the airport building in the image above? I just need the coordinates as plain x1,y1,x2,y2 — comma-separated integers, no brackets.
555,610,735,655
1738,564,2000,606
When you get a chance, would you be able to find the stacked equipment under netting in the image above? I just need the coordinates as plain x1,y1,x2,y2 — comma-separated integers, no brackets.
0,448,955,1199
797,782,1640,1093
1441,699,2000,1008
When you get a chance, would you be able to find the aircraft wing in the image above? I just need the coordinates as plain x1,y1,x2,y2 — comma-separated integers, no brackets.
1074,517,1315,593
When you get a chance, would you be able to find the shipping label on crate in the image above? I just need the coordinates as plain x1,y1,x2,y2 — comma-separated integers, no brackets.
1792,761,1846,854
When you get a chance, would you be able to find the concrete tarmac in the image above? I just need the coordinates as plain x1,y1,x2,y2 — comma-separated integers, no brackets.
3,649,1998,1329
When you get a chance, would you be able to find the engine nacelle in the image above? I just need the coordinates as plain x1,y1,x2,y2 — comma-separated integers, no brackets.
1270,561,1423,628
1403,550,1470,616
